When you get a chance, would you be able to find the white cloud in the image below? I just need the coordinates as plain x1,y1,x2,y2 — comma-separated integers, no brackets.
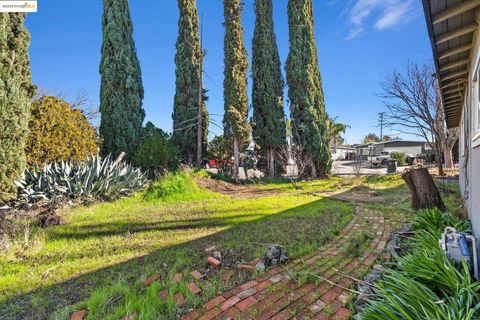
345,0,416,39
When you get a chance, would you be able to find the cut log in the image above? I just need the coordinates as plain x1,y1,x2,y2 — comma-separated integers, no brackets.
402,168,446,211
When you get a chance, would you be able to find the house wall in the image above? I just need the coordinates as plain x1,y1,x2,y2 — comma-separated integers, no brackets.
383,145,423,155
459,17,480,237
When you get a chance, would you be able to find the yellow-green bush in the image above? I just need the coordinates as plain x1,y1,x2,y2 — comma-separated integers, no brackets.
26,96,99,166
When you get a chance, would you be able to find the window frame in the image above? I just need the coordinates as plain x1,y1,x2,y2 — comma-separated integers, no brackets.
473,61,480,148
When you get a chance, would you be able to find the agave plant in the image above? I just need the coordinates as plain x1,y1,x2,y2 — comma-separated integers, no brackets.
15,155,146,204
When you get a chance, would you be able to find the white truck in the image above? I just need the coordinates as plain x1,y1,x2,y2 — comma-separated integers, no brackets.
371,151,394,166
370,150,414,166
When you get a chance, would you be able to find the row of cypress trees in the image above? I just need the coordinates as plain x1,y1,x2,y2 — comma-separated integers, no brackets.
0,0,331,197
97,0,330,180
226,0,331,179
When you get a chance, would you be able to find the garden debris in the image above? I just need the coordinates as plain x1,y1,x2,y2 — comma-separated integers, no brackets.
37,208,65,228
263,244,289,267
70,310,87,320
207,256,221,268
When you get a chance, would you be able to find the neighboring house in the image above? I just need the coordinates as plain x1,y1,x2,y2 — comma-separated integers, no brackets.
330,146,356,161
355,140,431,160
422,1,480,233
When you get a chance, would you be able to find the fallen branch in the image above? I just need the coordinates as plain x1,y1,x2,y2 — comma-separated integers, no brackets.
332,268,374,287
303,271,363,295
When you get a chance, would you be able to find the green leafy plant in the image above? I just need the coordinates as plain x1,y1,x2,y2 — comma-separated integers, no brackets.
143,170,209,201
342,231,371,257
16,155,146,204
390,151,408,165
132,124,180,177
361,271,479,320
362,208,478,320
411,209,471,236
26,96,99,167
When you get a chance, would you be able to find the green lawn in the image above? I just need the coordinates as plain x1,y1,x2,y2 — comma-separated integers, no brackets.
0,171,410,319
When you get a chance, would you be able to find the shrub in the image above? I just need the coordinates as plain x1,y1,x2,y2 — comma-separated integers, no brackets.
390,151,408,165
207,136,230,162
16,155,146,204
132,123,180,177
26,96,99,166
143,170,213,201
411,209,471,236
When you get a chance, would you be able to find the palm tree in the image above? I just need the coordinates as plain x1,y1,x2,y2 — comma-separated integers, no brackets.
326,116,348,153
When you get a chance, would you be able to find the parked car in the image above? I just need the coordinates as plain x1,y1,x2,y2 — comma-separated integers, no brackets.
371,151,393,166
204,159,233,169
371,150,414,166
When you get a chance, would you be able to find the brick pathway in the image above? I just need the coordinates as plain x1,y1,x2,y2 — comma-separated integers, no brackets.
180,207,401,320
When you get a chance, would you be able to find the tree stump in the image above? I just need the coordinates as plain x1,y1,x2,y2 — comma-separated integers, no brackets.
402,168,446,211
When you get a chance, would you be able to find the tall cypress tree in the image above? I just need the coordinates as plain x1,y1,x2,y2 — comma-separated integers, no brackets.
251,0,286,177
0,13,35,200
223,0,250,182
286,0,330,177
172,0,207,164
99,0,145,158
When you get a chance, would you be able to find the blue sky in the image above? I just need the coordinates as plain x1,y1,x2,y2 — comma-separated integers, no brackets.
25,0,433,144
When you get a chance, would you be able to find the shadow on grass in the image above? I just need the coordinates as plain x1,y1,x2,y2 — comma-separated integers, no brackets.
47,213,270,241
0,182,410,320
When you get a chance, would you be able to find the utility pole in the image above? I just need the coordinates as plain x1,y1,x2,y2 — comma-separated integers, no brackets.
379,112,385,141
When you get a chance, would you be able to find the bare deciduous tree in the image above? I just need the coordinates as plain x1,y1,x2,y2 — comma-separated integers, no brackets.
380,62,458,176
70,89,100,122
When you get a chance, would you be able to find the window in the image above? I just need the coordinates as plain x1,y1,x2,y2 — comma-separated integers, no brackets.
473,64,480,148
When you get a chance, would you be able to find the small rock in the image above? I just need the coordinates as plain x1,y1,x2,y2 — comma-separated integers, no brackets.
212,251,222,261
205,245,217,253
271,259,279,265
267,245,282,260
373,264,383,271
279,252,289,264
255,261,266,271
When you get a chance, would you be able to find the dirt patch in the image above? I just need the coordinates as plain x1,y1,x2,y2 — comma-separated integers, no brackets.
195,177,280,199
